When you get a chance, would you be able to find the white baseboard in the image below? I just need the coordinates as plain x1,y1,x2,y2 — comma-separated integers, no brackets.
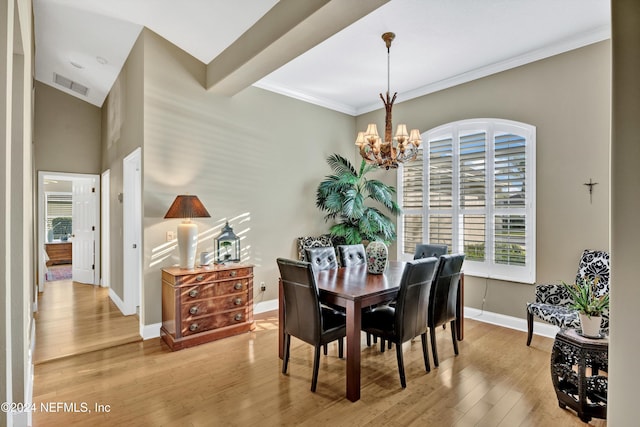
464,306,560,339
109,288,127,315
141,322,161,340
254,299,278,314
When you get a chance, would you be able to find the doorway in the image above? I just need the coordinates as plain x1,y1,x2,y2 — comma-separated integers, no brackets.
37,171,101,293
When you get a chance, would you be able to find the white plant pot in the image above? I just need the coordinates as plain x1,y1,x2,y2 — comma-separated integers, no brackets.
579,313,602,337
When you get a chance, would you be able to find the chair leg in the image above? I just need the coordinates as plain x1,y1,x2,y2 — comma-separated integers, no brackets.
450,320,459,355
366,333,371,347
526,310,534,346
282,333,291,374
311,345,321,392
430,327,439,367
380,338,386,353
373,335,378,344
395,342,406,388
388,340,392,350
323,344,328,355
338,338,344,359
421,333,431,372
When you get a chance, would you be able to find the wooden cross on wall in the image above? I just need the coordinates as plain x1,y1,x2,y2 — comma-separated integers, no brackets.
583,178,598,204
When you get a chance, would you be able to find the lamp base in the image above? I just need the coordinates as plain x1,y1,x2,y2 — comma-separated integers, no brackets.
177,222,198,269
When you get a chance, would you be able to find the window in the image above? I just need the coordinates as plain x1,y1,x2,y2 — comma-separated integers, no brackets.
398,119,536,283
46,193,72,241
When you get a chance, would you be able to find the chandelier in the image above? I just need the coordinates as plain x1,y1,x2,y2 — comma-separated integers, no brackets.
355,32,421,170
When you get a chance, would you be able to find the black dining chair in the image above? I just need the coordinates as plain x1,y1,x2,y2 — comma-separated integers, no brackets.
428,253,465,367
277,258,346,392
305,246,338,271
305,246,342,355
361,257,438,388
413,243,448,260
337,244,366,267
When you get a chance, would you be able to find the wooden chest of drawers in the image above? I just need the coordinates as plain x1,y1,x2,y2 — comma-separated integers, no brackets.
160,264,255,351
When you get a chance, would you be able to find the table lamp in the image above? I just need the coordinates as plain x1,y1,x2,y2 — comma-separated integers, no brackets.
164,195,211,269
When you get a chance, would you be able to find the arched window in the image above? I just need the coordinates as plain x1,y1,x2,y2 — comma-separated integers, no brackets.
397,118,536,283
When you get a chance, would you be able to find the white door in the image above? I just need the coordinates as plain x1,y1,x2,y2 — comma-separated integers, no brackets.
123,148,142,316
72,178,97,284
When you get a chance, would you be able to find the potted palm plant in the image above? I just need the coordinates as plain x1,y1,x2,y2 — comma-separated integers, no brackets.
315,154,400,245
563,276,609,337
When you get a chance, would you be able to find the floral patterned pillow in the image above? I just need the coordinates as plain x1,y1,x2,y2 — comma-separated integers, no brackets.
296,235,333,261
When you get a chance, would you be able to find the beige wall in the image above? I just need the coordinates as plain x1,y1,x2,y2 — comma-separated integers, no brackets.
2,0,33,423
115,30,354,325
609,0,639,422
101,33,145,301
357,41,611,319
33,81,102,174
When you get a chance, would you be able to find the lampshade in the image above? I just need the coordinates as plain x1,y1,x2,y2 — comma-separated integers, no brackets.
164,195,211,219
164,195,210,270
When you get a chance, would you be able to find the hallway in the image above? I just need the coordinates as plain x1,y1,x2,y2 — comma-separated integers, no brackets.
34,280,141,364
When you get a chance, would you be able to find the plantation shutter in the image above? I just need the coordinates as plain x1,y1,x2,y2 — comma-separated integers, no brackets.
428,136,453,249
494,133,527,266
459,132,486,261
401,150,423,255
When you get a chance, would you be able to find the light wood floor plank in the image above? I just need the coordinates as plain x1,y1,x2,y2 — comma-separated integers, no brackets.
34,279,141,364
32,283,607,426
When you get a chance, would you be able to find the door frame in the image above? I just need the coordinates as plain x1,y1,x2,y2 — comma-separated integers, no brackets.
37,171,101,293
101,169,110,288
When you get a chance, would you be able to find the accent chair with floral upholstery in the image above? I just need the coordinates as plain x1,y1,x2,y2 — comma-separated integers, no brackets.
526,249,610,346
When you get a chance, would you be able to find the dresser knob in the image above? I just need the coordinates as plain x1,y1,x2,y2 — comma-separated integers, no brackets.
188,289,199,298
189,323,199,331
234,298,242,305
234,313,243,321
195,275,205,282
189,306,198,315
234,282,243,290
230,270,237,277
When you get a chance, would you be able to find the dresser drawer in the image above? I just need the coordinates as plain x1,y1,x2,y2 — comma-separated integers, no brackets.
182,309,248,336
170,271,218,286
217,267,252,280
181,279,250,301
181,293,248,319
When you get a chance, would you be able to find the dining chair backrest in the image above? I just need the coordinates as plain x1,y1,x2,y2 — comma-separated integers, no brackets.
394,257,439,343
428,254,465,328
413,244,448,260
277,258,323,345
337,244,366,267
305,246,338,271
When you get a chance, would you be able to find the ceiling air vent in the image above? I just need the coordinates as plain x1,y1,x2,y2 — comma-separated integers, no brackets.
53,72,89,96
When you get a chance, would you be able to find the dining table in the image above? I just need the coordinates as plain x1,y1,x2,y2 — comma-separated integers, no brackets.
278,260,464,402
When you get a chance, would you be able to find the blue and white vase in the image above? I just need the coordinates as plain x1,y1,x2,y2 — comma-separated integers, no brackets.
366,241,388,274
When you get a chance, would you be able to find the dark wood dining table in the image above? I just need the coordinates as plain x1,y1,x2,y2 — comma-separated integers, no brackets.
278,261,464,402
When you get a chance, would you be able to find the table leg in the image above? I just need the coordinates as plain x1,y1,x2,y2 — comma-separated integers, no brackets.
345,299,361,402
278,278,284,360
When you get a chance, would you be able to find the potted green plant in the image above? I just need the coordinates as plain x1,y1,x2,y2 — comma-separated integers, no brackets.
315,154,400,245
562,276,609,337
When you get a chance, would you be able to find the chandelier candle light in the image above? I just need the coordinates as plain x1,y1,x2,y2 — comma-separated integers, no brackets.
355,32,421,169
164,195,211,270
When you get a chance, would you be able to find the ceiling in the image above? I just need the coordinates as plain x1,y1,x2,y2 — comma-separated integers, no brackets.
33,0,610,115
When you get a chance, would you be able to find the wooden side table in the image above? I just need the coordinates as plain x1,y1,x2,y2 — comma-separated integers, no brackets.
551,328,608,422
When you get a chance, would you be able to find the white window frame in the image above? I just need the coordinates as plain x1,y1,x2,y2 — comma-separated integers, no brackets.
397,118,536,284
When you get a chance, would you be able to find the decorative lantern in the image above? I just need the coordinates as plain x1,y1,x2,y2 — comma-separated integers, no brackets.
215,221,240,263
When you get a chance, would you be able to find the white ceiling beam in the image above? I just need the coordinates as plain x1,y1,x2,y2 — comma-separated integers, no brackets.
205,0,389,95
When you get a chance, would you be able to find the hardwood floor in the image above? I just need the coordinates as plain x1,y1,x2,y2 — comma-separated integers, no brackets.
33,307,607,426
34,279,141,364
